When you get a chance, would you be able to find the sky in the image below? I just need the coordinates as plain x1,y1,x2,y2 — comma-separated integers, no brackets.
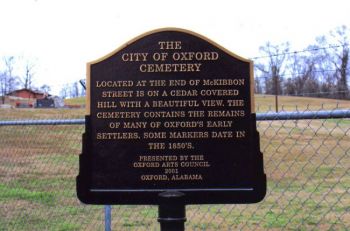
0,0,349,95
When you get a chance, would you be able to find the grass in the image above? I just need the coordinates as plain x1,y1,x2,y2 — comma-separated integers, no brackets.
255,94,350,111
0,108,85,120
64,97,86,106
0,95,349,230
0,184,55,206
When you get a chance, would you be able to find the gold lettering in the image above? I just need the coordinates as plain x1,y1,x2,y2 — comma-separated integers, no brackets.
139,63,201,72
206,120,233,128
172,52,218,61
96,111,141,119
143,111,186,118
236,130,246,138
169,131,209,139
141,175,168,181
169,79,186,86
227,100,245,107
96,132,140,140
133,162,160,168
96,80,133,87
97,101,117,108
200,89,239,96
158,41,182,50
211,131,234,138
207,110,245,118
187,110,205,117
121,53,148,61
102,91,133,98
170,174,203,181
180,161,210,168
152,100,199,108
201,99,224,107
143,132,167,139
147,142,166,150
149,80,166,86
123,122,147,129
119,101,142,108
203,78,244,86
139,155,178,162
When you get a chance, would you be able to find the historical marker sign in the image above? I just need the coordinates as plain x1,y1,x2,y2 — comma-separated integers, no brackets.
77,28,266,204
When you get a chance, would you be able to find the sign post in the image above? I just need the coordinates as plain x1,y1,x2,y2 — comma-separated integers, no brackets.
77,28,266,229
158,191,186,231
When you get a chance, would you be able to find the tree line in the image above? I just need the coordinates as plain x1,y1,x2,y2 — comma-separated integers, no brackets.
254,25,349,99
0,56,52,103
59,81,86,99
1,25,349,102
0,55,85,103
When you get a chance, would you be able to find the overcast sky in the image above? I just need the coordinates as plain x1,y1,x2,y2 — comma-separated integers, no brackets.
0,0,349,95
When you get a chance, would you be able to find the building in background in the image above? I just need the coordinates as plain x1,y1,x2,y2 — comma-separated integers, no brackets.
4,88,63,108
6,88,48,100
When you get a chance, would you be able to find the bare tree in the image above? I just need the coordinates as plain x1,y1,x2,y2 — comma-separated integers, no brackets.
22,61,35,89
40,84,51,94
60,84,69,99
286,48,322,96
331,26,349,98
73,82,79,98
255,42,290,95
255,42,290,111
0,71,6,104
59,81,87,99
0,56,19,104
255,77,263,94
314,26,349,98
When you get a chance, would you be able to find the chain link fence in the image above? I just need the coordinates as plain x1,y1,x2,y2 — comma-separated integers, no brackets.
0,106,349,230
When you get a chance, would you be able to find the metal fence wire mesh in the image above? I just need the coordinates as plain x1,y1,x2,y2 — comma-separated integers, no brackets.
0,106,349,230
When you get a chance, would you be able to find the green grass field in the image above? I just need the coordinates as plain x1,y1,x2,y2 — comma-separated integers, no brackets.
255,94,350,111
0,95,349,230
64,97,86,107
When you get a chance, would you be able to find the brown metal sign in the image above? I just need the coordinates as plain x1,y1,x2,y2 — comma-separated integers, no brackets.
77,28,266,204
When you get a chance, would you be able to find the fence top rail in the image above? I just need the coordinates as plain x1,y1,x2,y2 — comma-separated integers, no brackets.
0,110,349,126
256,109,350,121
0,119,85,126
